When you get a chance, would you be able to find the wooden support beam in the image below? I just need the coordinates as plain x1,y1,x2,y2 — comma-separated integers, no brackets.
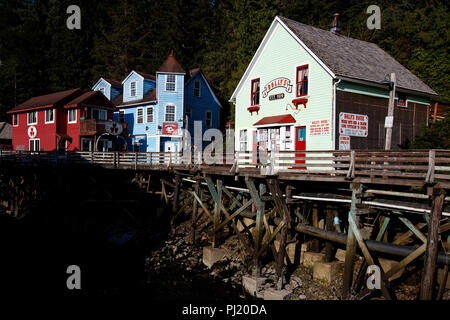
420,188,446,300
342,183,362,300
324,207,335,263
189,176,201,244
266,178,291,290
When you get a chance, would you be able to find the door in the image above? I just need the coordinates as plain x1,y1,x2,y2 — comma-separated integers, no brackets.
251,130,258,164
295,126,306,167
164,141,176,153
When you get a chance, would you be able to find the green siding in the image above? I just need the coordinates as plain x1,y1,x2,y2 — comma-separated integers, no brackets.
234,22,334,151
337,81,430,105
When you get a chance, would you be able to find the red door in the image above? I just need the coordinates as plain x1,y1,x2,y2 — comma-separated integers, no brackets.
252,130,258,164
295,126,306,167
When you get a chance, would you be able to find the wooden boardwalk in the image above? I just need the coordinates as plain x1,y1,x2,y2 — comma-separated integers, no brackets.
1,149,449,300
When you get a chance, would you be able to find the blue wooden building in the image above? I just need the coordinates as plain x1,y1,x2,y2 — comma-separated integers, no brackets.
92,51,221,152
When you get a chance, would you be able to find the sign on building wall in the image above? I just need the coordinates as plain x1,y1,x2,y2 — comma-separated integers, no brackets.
339,113,368,137
262,77,292,98
162,123,178,135
105,121,123,135
339,135,350,150
309,119,330,136
27,126,37,138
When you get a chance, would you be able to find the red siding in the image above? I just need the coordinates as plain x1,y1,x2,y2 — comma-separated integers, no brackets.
66,108,81,151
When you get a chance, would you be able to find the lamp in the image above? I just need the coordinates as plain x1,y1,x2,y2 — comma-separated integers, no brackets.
382,74,394,91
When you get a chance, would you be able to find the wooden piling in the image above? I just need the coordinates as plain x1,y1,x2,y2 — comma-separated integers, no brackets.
420,188,445,300
189,176,200,244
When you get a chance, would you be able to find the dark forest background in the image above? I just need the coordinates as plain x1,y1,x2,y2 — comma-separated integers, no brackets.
0,0,448,127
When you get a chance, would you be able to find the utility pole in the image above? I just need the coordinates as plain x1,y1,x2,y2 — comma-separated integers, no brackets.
384,73,396,150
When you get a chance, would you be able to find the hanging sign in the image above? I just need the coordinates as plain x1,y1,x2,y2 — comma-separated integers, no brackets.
262,77,293,98
309,119,330,136
339,135,350,150
105,121,123,135
162,122,178,135
28,126,37,138
339,113,368,137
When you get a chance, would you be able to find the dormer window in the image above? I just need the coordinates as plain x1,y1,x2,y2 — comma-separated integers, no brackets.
130,80,137,97
99,87,106,96
166,75,176,91
194,80,201,97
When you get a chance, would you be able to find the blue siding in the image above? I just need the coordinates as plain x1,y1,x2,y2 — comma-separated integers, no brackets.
143,79,156,96
123,72,144,103
111,86,122,101
156,73,184,136
92,79,112,100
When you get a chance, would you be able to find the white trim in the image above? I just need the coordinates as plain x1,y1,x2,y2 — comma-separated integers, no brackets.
136,107,144,124
27,110,38,125
12,113,19,127
165,74,177,92
146,106,154,123
121,70,144,85
130,80,137,97
164,104,176,122
230,17,335,102
68,109,77,124
44,108,55,124
254,122,295,128
148,134,183,138
117,100,157,108
29,138,40,152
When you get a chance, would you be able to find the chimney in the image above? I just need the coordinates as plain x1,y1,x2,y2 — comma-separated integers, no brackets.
330,13,341,34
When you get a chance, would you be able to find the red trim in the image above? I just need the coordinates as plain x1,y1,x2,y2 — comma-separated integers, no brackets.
250,78,260,107
295,64,309,98
247,106,260,115
292,98,308,109
7,104,54,114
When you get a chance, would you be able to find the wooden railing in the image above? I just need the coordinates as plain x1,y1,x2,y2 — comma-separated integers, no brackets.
0,149,449,188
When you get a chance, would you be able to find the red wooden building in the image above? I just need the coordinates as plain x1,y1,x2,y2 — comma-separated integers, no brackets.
8,88,125,152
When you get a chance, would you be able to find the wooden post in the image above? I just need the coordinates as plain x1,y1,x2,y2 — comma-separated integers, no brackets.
420,188,445,300
324,207,334,263
172,174,181,215
311,203,320,252
342,183,362,300
146,174,151,193
189,176,201,244
384,72,396,150
267,178,290,290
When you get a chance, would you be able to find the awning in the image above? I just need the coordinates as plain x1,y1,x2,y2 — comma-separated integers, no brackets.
253,114,296,127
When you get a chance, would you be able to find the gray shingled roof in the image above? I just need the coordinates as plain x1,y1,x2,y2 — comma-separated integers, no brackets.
279,16,437,97
0,122,12,140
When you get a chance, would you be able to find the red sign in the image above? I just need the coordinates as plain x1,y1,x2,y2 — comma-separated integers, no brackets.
309,119,330,136
162,123,178,135
262,77,293,98
339,135,350,150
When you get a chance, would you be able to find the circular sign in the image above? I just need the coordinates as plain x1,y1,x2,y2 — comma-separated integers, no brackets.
105,121,123,135
28,126,37,138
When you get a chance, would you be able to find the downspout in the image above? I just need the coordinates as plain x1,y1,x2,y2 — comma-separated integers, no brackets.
332,78,342,150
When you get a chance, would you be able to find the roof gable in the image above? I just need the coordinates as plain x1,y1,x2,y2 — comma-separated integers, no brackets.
185,69,221,107
64,91,116,110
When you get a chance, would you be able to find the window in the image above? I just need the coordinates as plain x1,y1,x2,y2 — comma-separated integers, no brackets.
99,87,106,96
251,79,260,106
239,129,247,151
166,74,176,91
185,107,192,119
27,111,37,125
397,93,408,108
194,80,201,97
146,106,153,123
296,65,309,97
136,107,144,124
130,80,137,97
29,139,40,152
45,109,54,123
92,109,107,120
165,105,175,122
119,110,124,123
206,111,212,128
13,114,18,126
68,109,77,123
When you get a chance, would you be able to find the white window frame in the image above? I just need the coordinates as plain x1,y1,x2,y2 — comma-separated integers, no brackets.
68,109,77,124
194,80,201,97
99,86,106,96
205,110,212,128
130,80,137,97
91,108,107,121
45,108,55,124
136,107,144,124
29,138,40,152
13,114,19,127
80,137,94,152
146,106,154,123
165,74,176,92
165,104,176,122
27,111,37,125
239,129,247,151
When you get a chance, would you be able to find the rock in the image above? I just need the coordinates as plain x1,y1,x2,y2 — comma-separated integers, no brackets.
299,294,307,300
